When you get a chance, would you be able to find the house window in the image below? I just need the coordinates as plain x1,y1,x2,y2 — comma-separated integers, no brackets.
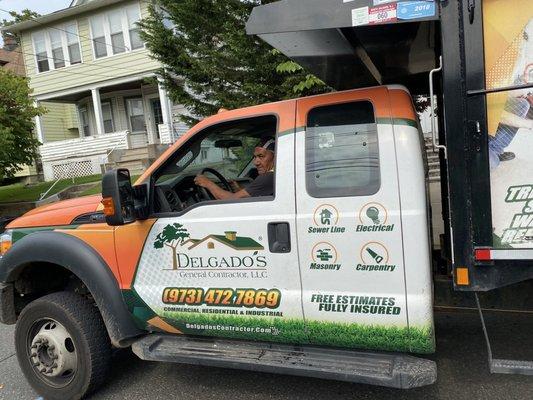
90,15,108,58
66,24,82,64
33,32,49,73
90,4,144,59
127,6,143,50
126,98,145,133
79,106,90,137
102,101,115,133
49,30,65,69
109,10,126,54
32,23,82,73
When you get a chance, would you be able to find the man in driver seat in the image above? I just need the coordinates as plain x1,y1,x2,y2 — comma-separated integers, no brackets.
194,139,275,199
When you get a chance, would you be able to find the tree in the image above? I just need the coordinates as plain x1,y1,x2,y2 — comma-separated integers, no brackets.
1,9,41,43
140,0,331,125
154,223,191,270
0,70,43,179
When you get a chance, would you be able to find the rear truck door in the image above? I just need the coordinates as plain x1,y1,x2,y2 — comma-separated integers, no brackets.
294,87,434,353
120,102,307,343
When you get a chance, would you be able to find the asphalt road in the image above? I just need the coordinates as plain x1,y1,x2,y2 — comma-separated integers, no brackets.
1,309,533,400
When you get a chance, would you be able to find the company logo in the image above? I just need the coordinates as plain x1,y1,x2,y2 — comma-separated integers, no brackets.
154,224,265,270
310,242,341,271
309,204,346,234
356,242,397,272
357,203,395,232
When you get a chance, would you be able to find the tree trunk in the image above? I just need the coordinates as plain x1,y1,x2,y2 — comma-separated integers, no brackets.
171,246,178,270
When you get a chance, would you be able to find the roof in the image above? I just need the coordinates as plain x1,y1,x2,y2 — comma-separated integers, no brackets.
187,234,264,251
0,47,25,76
2,0,126,33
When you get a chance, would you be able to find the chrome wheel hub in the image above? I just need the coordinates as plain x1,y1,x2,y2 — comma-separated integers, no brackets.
30,320,77,379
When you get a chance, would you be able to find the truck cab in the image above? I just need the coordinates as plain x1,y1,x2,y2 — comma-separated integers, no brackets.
0,86,436,399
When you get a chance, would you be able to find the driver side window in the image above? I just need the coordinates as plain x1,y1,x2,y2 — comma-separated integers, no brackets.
153,115,278,213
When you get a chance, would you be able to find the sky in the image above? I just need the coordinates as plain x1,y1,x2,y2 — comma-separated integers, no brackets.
0,0,71,45
0,0,71,19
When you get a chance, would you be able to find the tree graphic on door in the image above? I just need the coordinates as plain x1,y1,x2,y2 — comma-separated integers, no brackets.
153,223,190,270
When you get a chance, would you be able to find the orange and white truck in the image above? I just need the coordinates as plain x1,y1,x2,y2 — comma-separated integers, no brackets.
0,0,532,399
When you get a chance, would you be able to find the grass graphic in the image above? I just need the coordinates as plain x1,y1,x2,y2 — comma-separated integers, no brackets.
159,311,434,354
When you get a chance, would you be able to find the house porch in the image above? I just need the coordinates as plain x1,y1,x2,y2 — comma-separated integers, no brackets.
34,76,188,181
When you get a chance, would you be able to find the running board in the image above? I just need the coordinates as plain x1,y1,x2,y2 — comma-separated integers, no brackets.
132,335,436,389
475,294,533,375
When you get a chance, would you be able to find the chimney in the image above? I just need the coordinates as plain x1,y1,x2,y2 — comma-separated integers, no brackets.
2,33,19,51
224,231,237,241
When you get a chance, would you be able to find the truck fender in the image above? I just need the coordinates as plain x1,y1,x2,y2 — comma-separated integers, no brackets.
0,231,144,347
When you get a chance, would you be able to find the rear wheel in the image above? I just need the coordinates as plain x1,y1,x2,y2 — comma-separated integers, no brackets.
15,292,111,400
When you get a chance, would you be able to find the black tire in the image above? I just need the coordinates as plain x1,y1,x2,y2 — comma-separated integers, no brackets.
15,291,111,400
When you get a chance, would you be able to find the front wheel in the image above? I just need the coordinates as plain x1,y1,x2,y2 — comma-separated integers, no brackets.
15,292,111,400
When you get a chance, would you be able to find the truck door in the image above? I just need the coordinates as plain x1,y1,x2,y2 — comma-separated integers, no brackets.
127,102,307,343
295,88,418,352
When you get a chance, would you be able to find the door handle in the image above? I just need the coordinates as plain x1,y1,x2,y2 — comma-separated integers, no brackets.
268,222,291,253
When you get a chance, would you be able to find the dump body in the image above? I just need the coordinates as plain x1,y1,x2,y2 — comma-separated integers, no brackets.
247,0,533,291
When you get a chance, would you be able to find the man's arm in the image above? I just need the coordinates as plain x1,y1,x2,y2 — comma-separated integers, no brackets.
500,110,533,130
194,175,250,200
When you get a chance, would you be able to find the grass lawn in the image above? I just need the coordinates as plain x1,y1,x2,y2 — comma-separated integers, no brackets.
0,175,103,203
78,175,140,197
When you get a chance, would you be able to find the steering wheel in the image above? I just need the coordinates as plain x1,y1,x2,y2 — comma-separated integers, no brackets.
198,167,233,200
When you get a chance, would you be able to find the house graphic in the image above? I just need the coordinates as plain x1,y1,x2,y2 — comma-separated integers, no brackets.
183,231,264,251
320,209,333,225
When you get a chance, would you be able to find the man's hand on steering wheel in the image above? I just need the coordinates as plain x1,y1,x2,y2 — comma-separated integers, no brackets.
194,168,234,200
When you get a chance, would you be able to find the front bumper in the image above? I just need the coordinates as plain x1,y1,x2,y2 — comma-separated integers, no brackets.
0,282,16,324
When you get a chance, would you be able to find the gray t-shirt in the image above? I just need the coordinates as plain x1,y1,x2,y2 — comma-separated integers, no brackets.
245,171,274,197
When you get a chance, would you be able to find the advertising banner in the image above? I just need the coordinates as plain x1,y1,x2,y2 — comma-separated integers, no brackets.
484,0,533,248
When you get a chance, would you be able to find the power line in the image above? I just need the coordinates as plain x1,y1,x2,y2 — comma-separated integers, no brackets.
5,59,128,80
0,7,131,53
10,47,156,77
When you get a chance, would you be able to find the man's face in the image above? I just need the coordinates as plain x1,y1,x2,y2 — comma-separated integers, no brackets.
253,147,274,175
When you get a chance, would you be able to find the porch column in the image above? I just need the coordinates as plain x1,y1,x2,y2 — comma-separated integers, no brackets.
158,79,173,142
91,88,105,136
34,100,45,144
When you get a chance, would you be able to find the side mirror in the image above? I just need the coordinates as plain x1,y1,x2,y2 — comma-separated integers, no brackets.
102,169,136,226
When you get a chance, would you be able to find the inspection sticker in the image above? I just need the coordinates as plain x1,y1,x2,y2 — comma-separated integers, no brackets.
352,7,369,26
369,3,397,24
397,1,436,20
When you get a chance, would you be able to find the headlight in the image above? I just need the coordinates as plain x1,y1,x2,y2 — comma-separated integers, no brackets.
0,230,12,257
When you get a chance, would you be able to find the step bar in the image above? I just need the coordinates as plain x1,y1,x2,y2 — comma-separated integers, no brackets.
132,335,436,389
475,294,533,375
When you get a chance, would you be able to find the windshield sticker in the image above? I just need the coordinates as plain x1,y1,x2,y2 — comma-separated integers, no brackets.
318,131,335,149
369,3,397,24
397,1,436,20
352,6,370,26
